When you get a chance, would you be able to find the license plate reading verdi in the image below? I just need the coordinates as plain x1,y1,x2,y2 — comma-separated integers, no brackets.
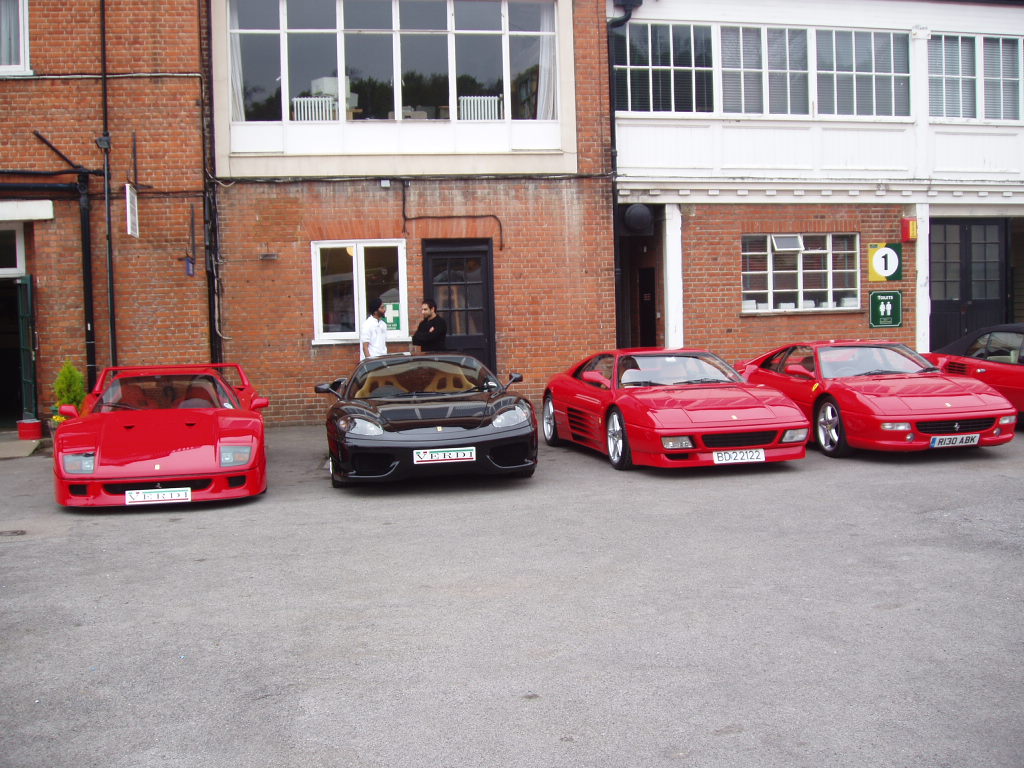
930,434,980,448
125,488,192,505
413,447,476,465
712,448,766,464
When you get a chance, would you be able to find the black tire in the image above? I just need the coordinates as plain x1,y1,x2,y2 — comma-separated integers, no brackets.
541,394,563,447
815,396,853,458
328,453,347,488
606,407,633,470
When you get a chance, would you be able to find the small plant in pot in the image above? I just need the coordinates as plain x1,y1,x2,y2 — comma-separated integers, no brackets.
50,359,86,436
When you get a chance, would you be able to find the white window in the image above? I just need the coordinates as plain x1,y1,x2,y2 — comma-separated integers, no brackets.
230,0,557,123
816,30,909,116
0,0,29,74
614,23,903,117
312,240,408,343
0,222,26,276
929,35,977,118
741,233,859,312
983,37,1020,120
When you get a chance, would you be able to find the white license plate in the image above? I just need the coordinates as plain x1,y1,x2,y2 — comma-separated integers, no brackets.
712,448,766,464
125,487,192,505
413,447,476,465
929,433,980,448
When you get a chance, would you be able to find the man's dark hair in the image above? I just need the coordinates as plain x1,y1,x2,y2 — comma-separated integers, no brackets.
422,298,437,311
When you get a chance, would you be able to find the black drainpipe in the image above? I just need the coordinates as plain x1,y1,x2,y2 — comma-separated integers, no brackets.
98,0,117,366
608,0,642,348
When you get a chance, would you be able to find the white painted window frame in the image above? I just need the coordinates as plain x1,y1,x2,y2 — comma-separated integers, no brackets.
311,239,409,345
0,221,26,277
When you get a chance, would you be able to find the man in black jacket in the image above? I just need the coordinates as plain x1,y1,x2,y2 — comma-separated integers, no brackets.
412,298,448,351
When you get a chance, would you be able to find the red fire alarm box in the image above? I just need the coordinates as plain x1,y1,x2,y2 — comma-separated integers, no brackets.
900,218,918,242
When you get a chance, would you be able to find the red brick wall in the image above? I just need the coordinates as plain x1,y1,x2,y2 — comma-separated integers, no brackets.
1,1,209,413
679,203,917,364
215,177,615,423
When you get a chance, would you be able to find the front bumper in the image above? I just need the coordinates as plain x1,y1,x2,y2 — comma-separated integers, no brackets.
53,466,267,507
626,422,809,468
842,411,1016,452
329,423,538,483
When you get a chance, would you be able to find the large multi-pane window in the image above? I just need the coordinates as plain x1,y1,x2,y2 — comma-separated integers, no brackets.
230,0,557,123
816,30,909,116
984,38,1021,120
741,234,859,312
313,240,408,343
0,0,27,72
614,23,905,117
611,23,713,113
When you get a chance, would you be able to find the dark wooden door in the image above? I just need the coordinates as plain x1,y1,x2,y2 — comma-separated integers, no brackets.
423,240,496,371
930,220,1008,349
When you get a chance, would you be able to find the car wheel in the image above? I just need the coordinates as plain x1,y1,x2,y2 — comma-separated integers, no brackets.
328,453,347,488
606,408,633,470
815,397,853,458
542,394,563,446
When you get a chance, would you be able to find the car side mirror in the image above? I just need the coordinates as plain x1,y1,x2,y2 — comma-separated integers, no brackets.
314,378,348,399
581,370,611,389
784,364,814,379
250,396,270,411
59,404,79,419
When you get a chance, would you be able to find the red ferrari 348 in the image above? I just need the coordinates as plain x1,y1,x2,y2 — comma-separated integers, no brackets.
737,340,1017,458
53,364,270,507
542,348,809,470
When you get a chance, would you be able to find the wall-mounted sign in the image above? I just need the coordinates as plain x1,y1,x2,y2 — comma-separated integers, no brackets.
869,291,902,328
125,184,139,239
384,302,402,331
868,243,902,281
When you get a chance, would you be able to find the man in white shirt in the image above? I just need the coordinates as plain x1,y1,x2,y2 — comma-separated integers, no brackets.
360,298,389,359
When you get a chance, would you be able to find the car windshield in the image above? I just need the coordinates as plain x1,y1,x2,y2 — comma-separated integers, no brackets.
348,357,499,399
618,353,741,388
818,345,932,379
95,374,238,411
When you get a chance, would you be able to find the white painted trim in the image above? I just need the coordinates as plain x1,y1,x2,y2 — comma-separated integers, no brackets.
0,200,54,222
915,203,931,353
664,204,684,348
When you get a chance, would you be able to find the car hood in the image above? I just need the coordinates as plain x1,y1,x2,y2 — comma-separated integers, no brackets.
626,384,804,428
57,410,261,476
341,392,526,431
837,374,1010,412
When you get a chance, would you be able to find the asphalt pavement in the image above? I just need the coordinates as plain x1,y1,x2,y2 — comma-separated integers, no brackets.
1,426,1022,768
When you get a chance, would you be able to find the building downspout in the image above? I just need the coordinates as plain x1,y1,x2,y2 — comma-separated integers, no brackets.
608,0,642,348
98,0,117,366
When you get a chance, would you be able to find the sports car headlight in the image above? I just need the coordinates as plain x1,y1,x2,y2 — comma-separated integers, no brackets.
999,414,1017,426
492,404,531,429
781,428,809,443
881,422,912,431
345,417,384,436
662,436,694,450
219,445,253,467
62,453,96,474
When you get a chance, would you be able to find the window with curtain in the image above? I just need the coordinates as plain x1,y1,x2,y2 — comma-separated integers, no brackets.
0,0,27,72
817,30,909,116
928,35,977,118
313,240,408,343
722,27,763,113
983,37,1020,120
229,0,557,123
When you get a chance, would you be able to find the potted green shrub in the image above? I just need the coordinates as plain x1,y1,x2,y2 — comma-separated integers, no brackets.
50,359,86,437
